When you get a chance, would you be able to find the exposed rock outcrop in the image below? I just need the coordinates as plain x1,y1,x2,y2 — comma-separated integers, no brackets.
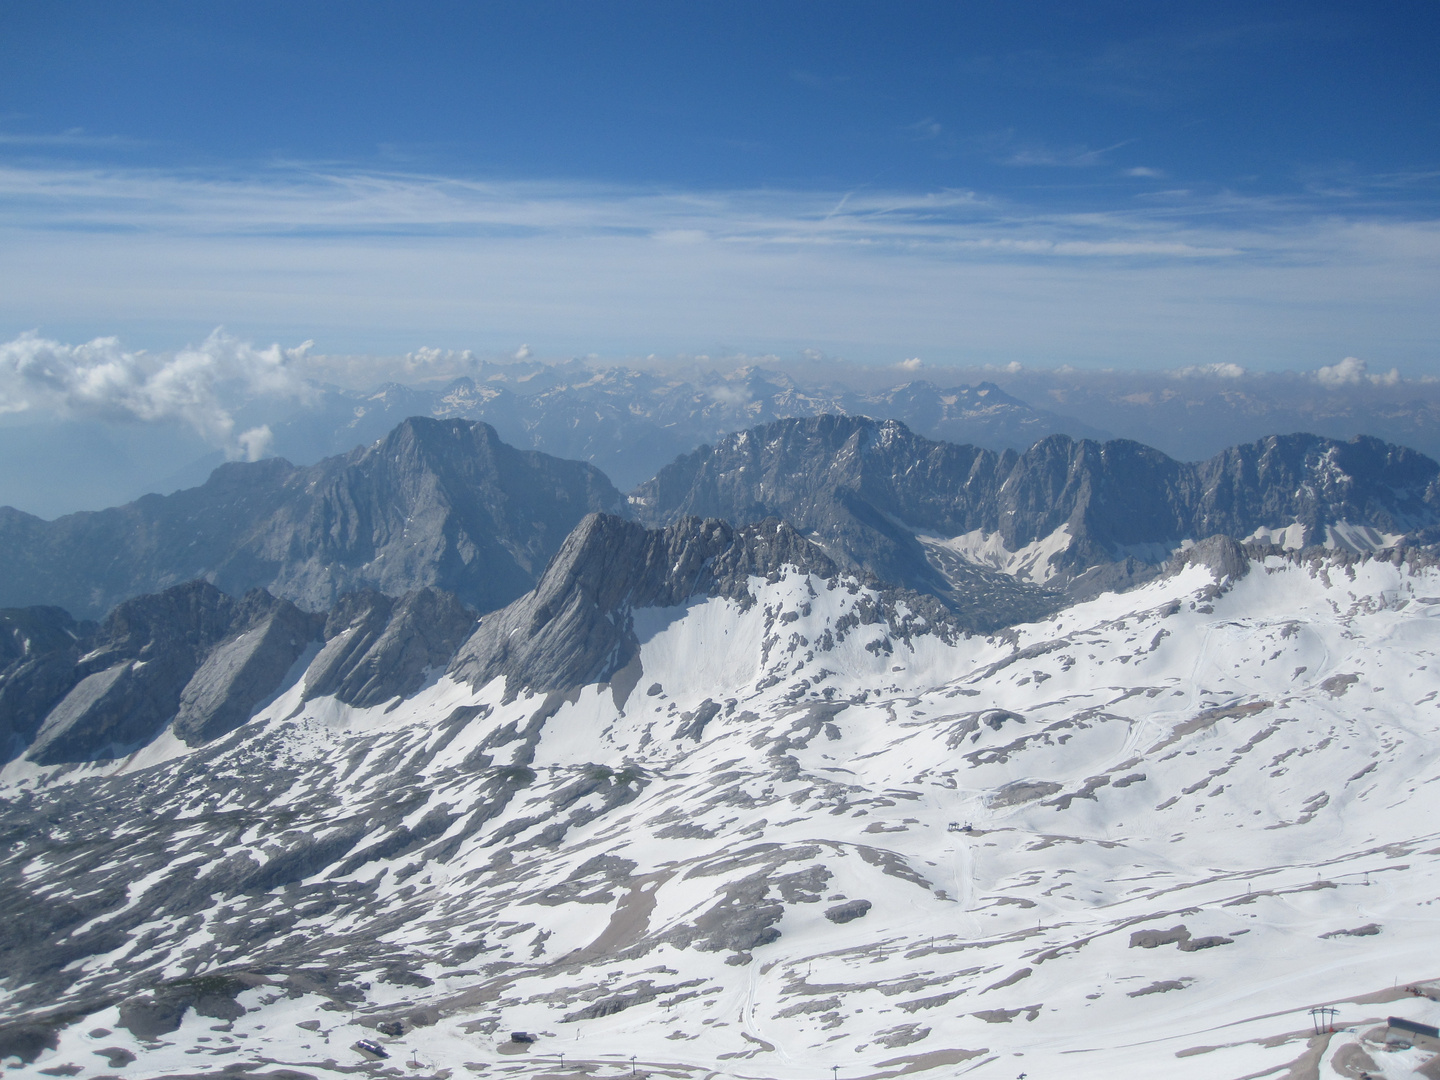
5,578,476,763
302,587,476,708
27,582,251,764
449,515,833,697
449,513,961,700
172,593,323,746
0,606,95,764
631,417,1440,604
1166,535,1252,584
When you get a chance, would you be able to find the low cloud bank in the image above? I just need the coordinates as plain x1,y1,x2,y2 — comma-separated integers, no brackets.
1315,355,1401,388
0,329,311,460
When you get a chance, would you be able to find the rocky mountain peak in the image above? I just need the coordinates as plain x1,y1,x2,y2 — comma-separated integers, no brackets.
632,417,1440,615
448,513,842,699
25,581,249,764
0,416,623,620
1,577,478,764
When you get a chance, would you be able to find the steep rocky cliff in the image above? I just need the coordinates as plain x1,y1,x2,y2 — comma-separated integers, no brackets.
631,417,1440,601
1,580,475,765
0,417,623,619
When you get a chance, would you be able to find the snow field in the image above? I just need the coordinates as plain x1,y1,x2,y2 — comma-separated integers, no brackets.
10,554,1440,1077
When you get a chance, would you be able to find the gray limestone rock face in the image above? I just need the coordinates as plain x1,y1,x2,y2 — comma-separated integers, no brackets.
303,587,476,708
666,869,786,961
449,514,836,697
1193,433,1440,544
0,417,623,620
0,606,95,764
172,592,325,746
1166,535,1252,584
825,898,872,924
630,416,1440,606
15,582,375,763
26,663,133,760
6,578,475,762
631,416,1016,588
0,1021,60,1065
449,512,962,701
114,977,249,1041
26,581,241,765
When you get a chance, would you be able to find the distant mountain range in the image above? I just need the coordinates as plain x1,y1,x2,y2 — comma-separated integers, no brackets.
261,367,1111,493
632,415,1440,604
257,362,1440,495
3,412,1438,771
0,417,621,620
4,414,1438,631
13,357,1440,523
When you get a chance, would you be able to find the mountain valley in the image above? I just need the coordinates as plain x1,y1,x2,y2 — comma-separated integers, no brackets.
3,417,1440,1079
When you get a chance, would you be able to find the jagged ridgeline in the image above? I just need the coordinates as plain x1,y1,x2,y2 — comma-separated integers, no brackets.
1,513,959,765
1,582,474,765
448,513,961,701
0,416,624,620
3,412,1436,626
631,415,1440,603
4,414,1440,768
265,369,1110,492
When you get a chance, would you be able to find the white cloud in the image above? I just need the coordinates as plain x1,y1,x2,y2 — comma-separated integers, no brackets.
0,162,1436,372
897,357,924,371
400,346,476,374
1124,166,1166,178
706,382,751,406
1315,355,1401,388
514,344,533,360
905,118,944,141
236,424,274,461
0,128,143,148
0,329,311,457
1172,362,1247,378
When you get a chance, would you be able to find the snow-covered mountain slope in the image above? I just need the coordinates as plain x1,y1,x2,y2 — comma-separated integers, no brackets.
6,544,1440,1078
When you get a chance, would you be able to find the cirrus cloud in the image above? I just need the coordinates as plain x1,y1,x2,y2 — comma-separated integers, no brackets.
0,161,1437,371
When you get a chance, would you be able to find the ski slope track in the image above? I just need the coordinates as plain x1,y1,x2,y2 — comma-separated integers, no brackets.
6,548,1440,1078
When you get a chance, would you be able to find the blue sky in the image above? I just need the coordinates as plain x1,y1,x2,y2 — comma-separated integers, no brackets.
1,1,1438,370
